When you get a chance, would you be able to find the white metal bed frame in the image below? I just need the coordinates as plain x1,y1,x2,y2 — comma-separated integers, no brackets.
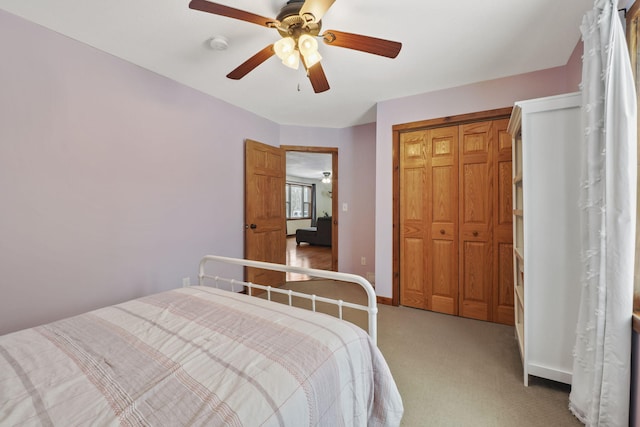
198,255,379,345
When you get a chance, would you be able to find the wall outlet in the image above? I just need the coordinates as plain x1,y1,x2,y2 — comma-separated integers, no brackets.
361,256,366,266
182,277,191,287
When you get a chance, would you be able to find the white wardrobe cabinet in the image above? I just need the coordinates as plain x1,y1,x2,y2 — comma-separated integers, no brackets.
507,92,582,386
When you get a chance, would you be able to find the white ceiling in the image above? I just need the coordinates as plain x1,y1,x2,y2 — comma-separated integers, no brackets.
286,151,332,180
0,0,594,128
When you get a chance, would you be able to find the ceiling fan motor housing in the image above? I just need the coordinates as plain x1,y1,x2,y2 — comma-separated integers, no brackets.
276,0,321,38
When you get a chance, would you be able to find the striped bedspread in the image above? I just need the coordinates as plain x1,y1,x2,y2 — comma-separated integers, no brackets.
0,286,403,426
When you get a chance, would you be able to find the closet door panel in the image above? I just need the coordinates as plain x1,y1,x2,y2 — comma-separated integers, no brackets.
459,122,493,321
401,237,427,308
494,119,515,324
426,127,459,315
495,231,515,324
400,131,428,309
461,163,489,223
497,160,513,226
432,166,455,222
461,240,492,320
431,239,456,313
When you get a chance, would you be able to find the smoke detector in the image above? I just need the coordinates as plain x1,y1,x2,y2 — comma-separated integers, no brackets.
208,36,229,51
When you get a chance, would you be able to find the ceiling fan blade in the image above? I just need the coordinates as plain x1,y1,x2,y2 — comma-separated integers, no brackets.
322,30,402,58
299,0,336,24
305,62,330,93
227,45,275,80
189,0,278,28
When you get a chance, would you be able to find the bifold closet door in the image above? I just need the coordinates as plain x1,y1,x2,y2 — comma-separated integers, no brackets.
458,122,493,321
399,126,459,314
428,126,459,314
457,119,514,324
492,119,515,325
399,130,428,309
399,118,513,324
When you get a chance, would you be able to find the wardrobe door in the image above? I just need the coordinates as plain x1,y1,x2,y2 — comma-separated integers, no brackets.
399,130,428,309
493,119,515,325
458,122,493,321
427,126,459,315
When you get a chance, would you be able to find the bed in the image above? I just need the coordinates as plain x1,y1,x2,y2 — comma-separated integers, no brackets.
0,255,403,426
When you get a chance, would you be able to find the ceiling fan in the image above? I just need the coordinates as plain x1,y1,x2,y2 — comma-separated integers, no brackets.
188,0,402,93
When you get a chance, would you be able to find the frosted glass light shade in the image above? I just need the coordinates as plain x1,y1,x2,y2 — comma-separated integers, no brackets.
303,50,322,67
282,50,300,69
298,34,318,56
274,37,295,60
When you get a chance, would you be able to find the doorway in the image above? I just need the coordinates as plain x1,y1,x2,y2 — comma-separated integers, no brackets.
282,145,338,279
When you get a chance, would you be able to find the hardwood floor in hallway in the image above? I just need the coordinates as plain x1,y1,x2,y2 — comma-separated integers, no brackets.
286,236,332,281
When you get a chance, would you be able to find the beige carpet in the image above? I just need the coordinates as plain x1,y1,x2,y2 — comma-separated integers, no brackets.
274,280,582,427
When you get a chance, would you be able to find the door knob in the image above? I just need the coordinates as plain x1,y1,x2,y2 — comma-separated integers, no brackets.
440,229,445,235
250,224,257,229
473,231,478,237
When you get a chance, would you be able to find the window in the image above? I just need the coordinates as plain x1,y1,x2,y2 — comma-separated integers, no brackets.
285,182,313,219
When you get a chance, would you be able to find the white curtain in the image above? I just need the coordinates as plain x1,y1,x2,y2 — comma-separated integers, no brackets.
569,0,638,425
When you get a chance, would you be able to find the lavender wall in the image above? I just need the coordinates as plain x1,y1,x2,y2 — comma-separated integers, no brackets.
565,40,584,90
0,11,282,334
337,124,377,281
373,53,582,298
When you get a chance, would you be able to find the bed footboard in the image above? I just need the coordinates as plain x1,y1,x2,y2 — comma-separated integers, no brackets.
198,255,379,345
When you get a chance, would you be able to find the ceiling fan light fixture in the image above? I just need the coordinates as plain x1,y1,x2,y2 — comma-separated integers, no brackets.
188,0,402,93
303,50,322,67
282,50,300,69
321,171,331,184
298,34,322,67
298,34,318,56
274,37,296,60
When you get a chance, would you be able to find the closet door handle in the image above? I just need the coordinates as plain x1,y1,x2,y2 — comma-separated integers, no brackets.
473,231,478,237
440,229,445,235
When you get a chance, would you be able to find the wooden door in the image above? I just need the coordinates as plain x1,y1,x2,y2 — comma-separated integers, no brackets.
245,139,286,293
399,126,458,314
458,122,493,321
492,119,515,325
399,130,428,309
428,127,459,314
